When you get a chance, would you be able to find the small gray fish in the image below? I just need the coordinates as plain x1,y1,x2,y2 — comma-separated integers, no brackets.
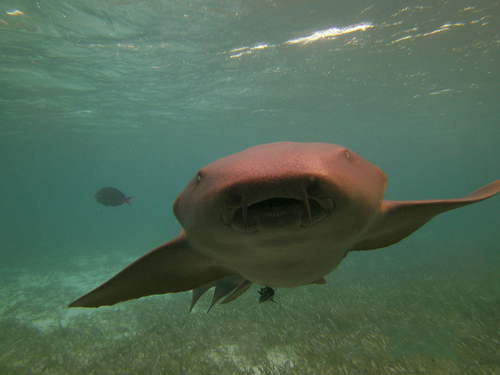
94,187,134,207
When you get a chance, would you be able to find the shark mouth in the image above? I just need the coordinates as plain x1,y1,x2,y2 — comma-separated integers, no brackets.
222,191,334,232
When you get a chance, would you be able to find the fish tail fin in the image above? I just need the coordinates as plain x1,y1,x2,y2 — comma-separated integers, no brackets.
124,197,134,206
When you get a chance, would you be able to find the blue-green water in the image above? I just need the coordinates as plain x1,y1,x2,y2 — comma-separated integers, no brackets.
1,0,499,373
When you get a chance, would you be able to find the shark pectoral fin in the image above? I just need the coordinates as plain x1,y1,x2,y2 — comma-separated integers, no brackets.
69,235,235,308
351,180,500,251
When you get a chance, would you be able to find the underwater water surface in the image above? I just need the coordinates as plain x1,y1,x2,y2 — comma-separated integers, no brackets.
1,0,499,373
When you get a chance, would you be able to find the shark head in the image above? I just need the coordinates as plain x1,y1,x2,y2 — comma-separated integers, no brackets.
174,142,387,247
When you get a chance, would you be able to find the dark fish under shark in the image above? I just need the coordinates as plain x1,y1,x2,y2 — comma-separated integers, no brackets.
258,287,277,304
71,142,500,311
94,187,134,207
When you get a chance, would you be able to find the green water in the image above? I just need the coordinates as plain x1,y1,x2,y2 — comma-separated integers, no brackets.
1,0,499,373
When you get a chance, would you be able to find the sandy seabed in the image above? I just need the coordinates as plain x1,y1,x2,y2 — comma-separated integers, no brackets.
1,241,499,375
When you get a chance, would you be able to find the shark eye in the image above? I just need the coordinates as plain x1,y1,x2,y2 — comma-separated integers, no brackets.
196,173,202,182
345,151,351,161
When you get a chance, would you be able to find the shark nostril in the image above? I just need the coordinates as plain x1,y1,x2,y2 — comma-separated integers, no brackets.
307,182,320,196
228,193,242,206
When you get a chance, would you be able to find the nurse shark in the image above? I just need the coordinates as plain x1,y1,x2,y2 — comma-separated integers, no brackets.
69,142,500,311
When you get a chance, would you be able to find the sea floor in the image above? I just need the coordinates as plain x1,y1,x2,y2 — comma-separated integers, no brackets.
1,240,499,374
